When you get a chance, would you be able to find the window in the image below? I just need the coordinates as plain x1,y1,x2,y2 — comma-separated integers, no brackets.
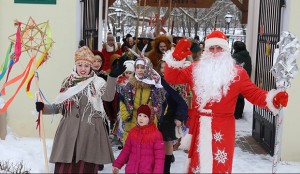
14,0,56,4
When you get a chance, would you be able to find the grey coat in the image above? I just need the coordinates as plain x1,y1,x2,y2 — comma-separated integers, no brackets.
43,76,117,164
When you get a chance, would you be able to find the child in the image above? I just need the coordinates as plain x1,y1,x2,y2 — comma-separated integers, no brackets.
119,56,165,145
112,104,165,174
115,60,135,145
116,60,135,87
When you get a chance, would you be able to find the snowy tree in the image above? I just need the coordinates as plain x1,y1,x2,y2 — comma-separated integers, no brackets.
108,0,244,40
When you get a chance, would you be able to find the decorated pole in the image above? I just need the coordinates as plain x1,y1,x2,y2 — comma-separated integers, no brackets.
270,31,299,173
33,20,53,173
141,0,147,33
167,0,172,32
135,0,141,52
35,67,50,173
155,0,161,36
171,3,176,35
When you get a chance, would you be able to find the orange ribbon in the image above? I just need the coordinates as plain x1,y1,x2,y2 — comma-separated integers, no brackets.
0,56,35,114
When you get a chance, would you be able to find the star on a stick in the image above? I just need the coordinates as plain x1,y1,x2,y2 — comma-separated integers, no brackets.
8,16,54,59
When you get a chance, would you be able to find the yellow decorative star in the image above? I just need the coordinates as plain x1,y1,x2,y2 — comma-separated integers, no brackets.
8,16,54,58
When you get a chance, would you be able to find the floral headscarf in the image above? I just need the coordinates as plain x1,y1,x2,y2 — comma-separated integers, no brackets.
54,66,107,124
134,57,163,88
60,66,95,93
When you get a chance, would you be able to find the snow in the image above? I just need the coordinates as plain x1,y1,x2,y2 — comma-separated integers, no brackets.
1,100,300,173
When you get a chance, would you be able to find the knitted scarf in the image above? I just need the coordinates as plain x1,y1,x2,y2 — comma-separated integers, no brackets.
130,123,158,144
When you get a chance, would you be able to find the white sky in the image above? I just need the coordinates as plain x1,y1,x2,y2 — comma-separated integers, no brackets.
1,100,300,173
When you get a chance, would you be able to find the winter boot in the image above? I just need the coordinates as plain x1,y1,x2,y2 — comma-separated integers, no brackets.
98,164,104,171
171,154,175,163
164,155,173,174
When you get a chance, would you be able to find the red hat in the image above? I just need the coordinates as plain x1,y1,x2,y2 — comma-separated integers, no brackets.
92,50,104,61
137,104,154,123
204,30,229,51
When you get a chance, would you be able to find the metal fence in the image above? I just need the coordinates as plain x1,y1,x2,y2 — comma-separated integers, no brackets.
252,0,285,155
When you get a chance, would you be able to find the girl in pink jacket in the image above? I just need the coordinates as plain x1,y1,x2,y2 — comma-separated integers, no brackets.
112,104,165,174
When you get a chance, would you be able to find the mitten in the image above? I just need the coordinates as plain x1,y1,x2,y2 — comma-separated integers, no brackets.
273,91,288,109
35,102,44,112
109,56,126,78
172,39,192,61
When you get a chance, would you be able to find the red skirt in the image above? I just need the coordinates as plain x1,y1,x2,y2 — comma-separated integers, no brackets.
54,160,99,174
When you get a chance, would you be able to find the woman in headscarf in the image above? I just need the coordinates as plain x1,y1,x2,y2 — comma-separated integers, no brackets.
35,46,126,173
118,55,165,145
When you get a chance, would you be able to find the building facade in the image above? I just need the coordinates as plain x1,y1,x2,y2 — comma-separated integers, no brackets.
0,0,299,163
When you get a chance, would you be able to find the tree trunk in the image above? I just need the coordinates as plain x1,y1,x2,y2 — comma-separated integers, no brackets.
187,16,191,37
181,15,185,36
194,9,198,36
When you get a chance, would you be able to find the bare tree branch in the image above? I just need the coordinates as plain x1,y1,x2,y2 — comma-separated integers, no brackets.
120,0,137,15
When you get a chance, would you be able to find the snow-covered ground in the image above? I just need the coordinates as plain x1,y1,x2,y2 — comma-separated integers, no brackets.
1,100,300,173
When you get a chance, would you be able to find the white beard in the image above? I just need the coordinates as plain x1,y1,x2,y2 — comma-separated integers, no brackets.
193,51,237,110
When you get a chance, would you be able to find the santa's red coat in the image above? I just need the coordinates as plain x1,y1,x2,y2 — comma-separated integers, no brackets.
164,63,270,173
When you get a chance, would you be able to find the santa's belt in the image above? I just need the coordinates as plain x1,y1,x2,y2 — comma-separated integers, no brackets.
199,109,232,118
199,109,213,117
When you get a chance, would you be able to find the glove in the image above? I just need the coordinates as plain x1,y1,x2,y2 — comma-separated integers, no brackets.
172,38,192,61
273,91,288,109
35,102,44,112
109,56,127,78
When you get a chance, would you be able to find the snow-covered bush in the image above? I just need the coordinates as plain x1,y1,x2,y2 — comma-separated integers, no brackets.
0,160,30,173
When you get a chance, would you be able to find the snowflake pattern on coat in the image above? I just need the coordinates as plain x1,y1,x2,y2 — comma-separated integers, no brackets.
213,131,224,143
192,166,201,174
214,149,228,164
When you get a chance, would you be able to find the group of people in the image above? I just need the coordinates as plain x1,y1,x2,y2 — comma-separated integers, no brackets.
35,30,289,173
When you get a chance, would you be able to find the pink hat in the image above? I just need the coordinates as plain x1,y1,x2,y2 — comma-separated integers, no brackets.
204,30,229,51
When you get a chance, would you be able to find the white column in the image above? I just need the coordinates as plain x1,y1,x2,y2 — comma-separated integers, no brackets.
246,0,260,81
76,0,82,48
104,0,109,42
281,0,290,31
98,0,104,50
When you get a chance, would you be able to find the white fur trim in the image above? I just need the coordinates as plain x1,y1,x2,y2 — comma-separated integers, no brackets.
204,38,229,52
266,89,281,115
106,42,118,52
185,158,191,173
179,133,192,150
199,116,213,173
162,50,186,68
